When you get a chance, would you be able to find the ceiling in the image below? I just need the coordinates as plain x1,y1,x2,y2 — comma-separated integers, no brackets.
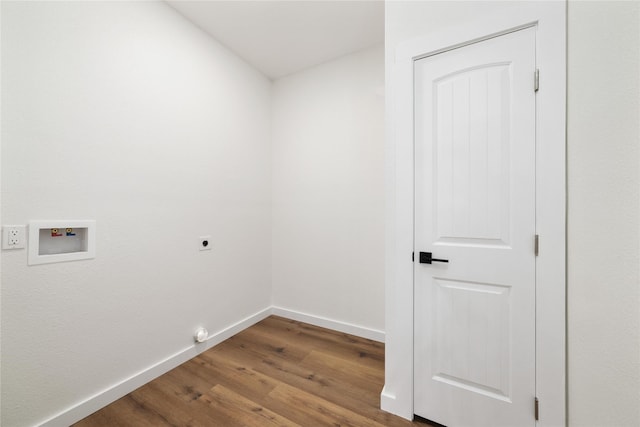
165,0,384,80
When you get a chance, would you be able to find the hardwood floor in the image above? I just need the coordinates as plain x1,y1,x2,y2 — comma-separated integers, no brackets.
74,316,429,426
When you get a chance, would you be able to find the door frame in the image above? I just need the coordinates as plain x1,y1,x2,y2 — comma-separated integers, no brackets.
382,2,566,426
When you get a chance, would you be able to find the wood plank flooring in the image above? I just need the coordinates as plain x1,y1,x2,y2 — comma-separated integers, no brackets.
74,316,429,426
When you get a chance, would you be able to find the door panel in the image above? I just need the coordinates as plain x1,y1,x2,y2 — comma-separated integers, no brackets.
435,64,510,245
414,27,536,427
432,279,510,400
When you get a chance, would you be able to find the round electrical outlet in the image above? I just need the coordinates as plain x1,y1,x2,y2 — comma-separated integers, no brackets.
199,236,212,251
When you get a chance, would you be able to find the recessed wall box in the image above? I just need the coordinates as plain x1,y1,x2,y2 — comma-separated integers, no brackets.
28,220,96,265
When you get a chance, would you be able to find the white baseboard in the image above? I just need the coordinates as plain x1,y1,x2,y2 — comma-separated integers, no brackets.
271,306,385,343
39,307,272,427
380,385,413,421
38,306,384,426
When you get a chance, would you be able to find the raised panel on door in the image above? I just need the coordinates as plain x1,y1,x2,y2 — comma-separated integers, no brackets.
414,27,536,427
432,278,511,402
434,64,511,247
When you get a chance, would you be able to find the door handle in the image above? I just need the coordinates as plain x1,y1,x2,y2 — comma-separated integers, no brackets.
419,252,449,264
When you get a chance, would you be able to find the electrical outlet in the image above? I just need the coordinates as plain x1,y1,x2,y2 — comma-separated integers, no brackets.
199,236,212,251
3,225,26,249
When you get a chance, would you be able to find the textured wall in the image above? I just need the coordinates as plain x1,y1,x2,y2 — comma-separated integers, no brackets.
1,2,272,425
272,45,385,332
567,1,640,425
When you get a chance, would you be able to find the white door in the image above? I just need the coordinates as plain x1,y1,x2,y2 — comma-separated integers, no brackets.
413,27,537,427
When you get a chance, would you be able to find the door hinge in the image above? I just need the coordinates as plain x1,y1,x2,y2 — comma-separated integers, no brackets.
412,252,414,262
535,397,539,421
534,234,539,256
534,69,540,92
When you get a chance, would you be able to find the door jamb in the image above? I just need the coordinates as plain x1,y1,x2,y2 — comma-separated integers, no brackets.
382,3,566,426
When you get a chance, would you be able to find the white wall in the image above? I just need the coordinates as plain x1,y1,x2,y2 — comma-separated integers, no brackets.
1,1,272,426
272,45,385,334
385,1,640,426
567,1,640,425
0,1,3,422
